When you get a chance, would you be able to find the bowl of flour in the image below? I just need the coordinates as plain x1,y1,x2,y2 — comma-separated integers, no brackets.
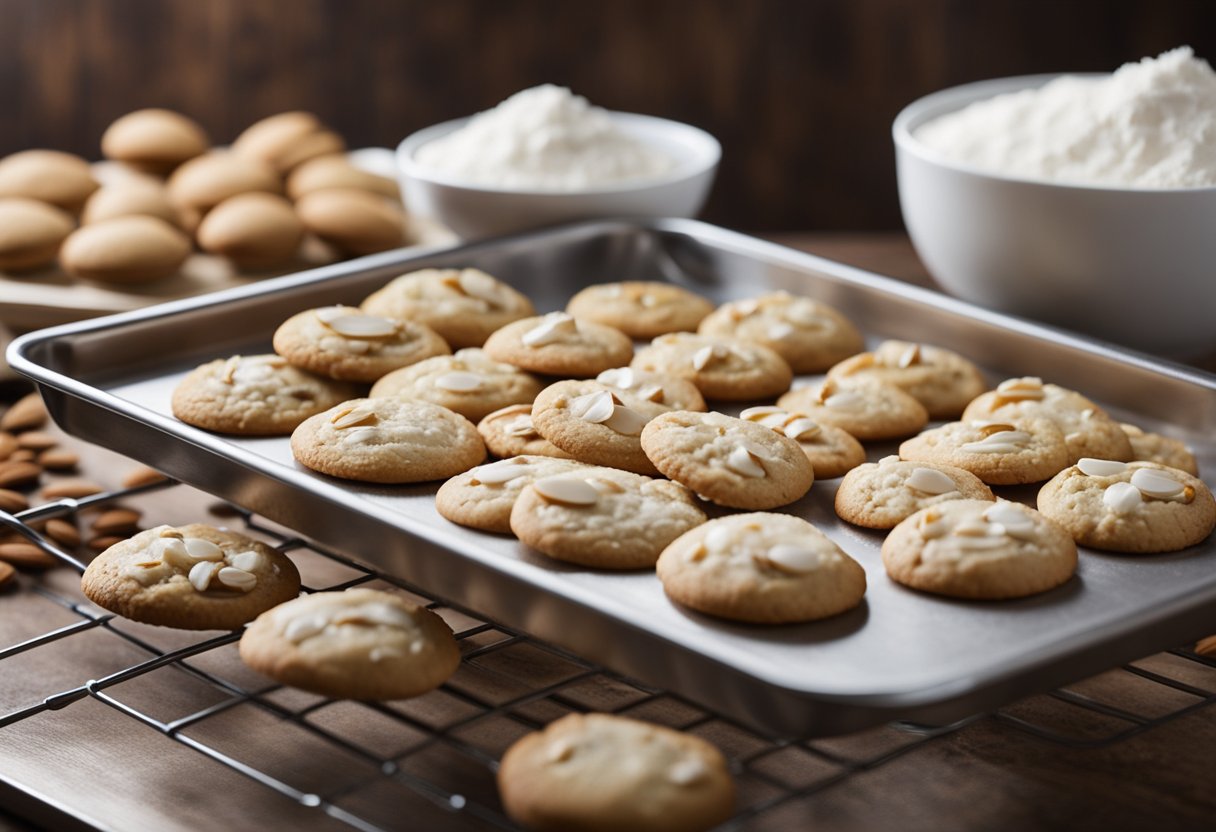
894,47,1216,356
397,85,720,239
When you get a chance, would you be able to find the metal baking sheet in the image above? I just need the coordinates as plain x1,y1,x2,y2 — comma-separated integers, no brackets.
10,218,1216,737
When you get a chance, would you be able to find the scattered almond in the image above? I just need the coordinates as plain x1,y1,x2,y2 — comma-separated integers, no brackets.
1,393,48,432
88,535,126,553
45,518,81,548
15,431,57,451
0,433,16,460
0,461,42,488
37,449,79,471
1196,635,1216,657
121,465,168,489
41,478,102,499
207,501,242,517
91,507,142,535
0,541,58,569
0,560,14,589
10,449,36,463
0,489,28,514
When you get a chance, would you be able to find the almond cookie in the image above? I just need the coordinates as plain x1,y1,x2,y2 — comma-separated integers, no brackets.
777,378,929,441
697,291,864,373
1120,423,1198,475
291,398,484,484
827,340,986,419
483,312,633,378
898,416,1070,485
369,348,544,422
835,456,995,530
509,468,706,569
739,405,865,479
1036,458,1216,553
595,367,706,414
640,411,814,509
962,377,1133,464
477,404,572,460
883,499,1077,599
172,354,358,436
657,513,866,624
436,456,592,534
630,333,792,402
238,588,459,700
531,381,661,475
81,524,301,630
361,268,535,348
565,281,714,339
273,306,450,383
498,712,734,832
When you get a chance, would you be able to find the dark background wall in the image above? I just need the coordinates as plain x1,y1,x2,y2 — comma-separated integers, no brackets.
1,0,1213,231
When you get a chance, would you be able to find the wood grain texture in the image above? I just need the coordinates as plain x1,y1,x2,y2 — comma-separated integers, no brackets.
0,0,1213,230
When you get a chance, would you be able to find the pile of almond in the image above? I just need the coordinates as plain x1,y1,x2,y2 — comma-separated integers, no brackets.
0,391,163,586
0,109,407,284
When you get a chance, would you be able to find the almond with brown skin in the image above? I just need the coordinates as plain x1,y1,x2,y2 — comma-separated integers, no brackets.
1,393,48,432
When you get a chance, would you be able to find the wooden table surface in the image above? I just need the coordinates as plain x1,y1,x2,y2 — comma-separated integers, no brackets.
1,233,1213,832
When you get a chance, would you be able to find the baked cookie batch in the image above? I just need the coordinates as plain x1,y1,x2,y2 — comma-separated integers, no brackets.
97,269,1209,832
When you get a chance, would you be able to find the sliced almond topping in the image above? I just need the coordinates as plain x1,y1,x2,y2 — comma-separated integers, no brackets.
763,543,822,574
878,455,901,466
227,550,264,572
532,476,600,507
897,343,921,368
547,738,575,764
639,293,658,308
570,390,616,423
283,613,329,643
220,356,241,384
158,528,184,539
784,301,827,328
1077,458,1129,477
824,391,865,410
313,306,346,324
504,415,539,438
1080,408,1095,420
907,467,957,495
725,445,766,478
521,313,578,347
331,406,378,429
954,518,995,538
596,367,635,389
154,537,192,569
434,371,485,393
184,537,224,562
472,460,531,486
971,421,1017,436
634,383,665,403
960,430,1032,454
369,645,407,662
767,322,794,341
216,566,257,592
667,755,709,785
188,560,221,592
687,543,708,562
918,510,948,540
740,406,784,421
994,377,1045,402
983,502,1036,540
691,345,717,371
783,417,821,441
1129,467,1185,499
587,477,626,494
703,524,734,554
457,269,507,307
1103,481,1143,514
602,405,647,436
324,313,399,339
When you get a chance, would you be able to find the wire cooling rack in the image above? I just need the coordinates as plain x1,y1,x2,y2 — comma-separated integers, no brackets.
1,475,1215,832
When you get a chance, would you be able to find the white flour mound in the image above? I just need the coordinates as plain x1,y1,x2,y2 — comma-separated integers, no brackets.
915,47,1216,189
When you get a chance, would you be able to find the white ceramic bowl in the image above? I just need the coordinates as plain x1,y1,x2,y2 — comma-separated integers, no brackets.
894,74,1216,357
396,112,720,240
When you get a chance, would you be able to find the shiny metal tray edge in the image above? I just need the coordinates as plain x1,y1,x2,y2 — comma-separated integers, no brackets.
10,218,1216,738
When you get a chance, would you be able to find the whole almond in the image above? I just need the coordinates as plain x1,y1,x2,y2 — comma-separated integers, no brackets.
59,215,192,284
10,449,35,463
0,541,58,569
0,149,99,213
45,518,80,548
0,433,15,460
167,150,281,214
0,197,76,271
1,393,48,432
0,488,28,513
41,478,102,499
0,461,41,488
287,154,400,200
82,179,185,229
0,560,14,588
88,535,126,553
295,188,405,255
196,192,304,269
121,465,168,488
91,507,142,535
37,448,78,471
100,108,209,175
16,430,56,451
232,112,345,173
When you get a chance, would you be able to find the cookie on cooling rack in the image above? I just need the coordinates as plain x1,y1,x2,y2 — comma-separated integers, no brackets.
239,587,460,699
81,523,301,630
498,712,735,832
